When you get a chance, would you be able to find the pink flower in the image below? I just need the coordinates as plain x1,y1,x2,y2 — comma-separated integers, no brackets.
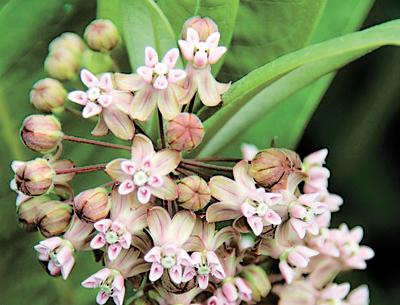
68,69,135,140
90,219,131,261
178,28,230,106
209,277,252,304
207,160,282,236
34,237,75,279
279,245,319,284
289,193,328,239
240,143,259,161
105,134,180,204
303,149,330,193
345,285,370,305
82,268,125,305
114,47,186,121
144,207,195,284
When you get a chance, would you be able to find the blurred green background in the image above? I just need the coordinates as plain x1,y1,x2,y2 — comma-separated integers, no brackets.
0,0,399,304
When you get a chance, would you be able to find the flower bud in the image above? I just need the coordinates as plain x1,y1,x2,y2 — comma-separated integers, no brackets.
181,16,218,41
21,114,63,153
84,19,120,52
17,195,52,232
12,159,55,196
44,48,80,81
166,113,204,151
250,148,302,190
241,265,271,301
49,32,86,55
80,49,115,74
74,187,110,222
30,78,67,113
36,201,73,237
177,176,210,211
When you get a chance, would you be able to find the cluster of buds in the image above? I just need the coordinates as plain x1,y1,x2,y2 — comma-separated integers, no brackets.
11,16,373,305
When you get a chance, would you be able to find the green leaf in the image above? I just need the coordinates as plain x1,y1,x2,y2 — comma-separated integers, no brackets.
97,0,122,31
157,0,239,72
121,0,180,70
218,0,327,81
219,0,375,154
194,19,400,157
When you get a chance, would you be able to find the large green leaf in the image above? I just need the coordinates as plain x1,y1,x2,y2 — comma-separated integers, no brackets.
218,0,327,81
157,0,239,72
121,0,180,70
194,19,400,156
97,0,122,31
220,0,375,154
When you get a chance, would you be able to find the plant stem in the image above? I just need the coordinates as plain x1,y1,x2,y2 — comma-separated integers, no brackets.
63,135,131,151
55,163,106,175
191,157,241,163
187,95,195,113
181,160,233,172
179,164,214,178
158,110,166,149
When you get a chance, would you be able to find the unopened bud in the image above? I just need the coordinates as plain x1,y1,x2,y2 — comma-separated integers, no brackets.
177,176,210,211
80,49,115,74
17,195,51,232
74,187,110,222
30,78,67,113
44,48,80,81
21,115,63,153
84,19,120,52
37,201,73,237
181,16,218,41
12,159,55,196
241,265,271,301
250,148,301,190
166,113,204,151
49,32,86,55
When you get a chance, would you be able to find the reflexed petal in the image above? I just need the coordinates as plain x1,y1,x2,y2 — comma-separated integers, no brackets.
169,264,183,284
279,261,294,284
182,266,196,282
197,69,221,106
91,115,109,137
131,134,155,166
187,28,200,44
290,218,307,239
288,251,308,268
118,180,135,195
114,73,145,91
98,95,112,107
191,252,202,265
147,207,171,243
168,69,186,83
145,47,158,67
222,282,238,302
110,90,133,114
96,291,109,305
137,66,153,83
162,48,179,68
233,160,255,191
247,216,263,236
206,201,241,222
208,46,227,64
178,40,194,61
157,86,180,120
304,148,328,166
82,268,111,288
131,86,158,121
102,106,135,140
39,237,63,250
113,284,125,305
290,204,307,219
347,285,369,305
94,219,112,233
61,256,75,279
81,69,99,88
264,209,282,225
90,233,106,249
82,102,102,118
168,211,195,245
144,246,161,263
151,149,181,176
108,243,122,260
241,202,256,218
137,186,151,204
106,158,130,181
206,32,221,48
209,176,246,203
68,90,88,105
121,160,136,175
149,176,178,200
99,73,113,91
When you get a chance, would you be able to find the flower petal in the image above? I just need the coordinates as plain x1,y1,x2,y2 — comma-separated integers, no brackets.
68,90,88,105
131,134,155,166
178,40,194,61
110,90,133,115
147,207,171,243
145,47,158,68
198,274,209,289
102,106,135,140
137,66,153,83
149,176,178,200
137,186,151,204
157,86,180,120
94,219,112,233
106,158,130,181
96,291,109,305
82,268,111,288
99,73,113,91
151,149,181,176
90,233,106,249
118,180,135,195
186,28,200,44
131,86,158,121
233,160,255,191
149,262,164,282
144,246,161,263
279,261,294,284
264,209,282,225
82,102,102,118
162,48,179,69
114,73,146,91
81,69,99,88
167,210,195,245
247,216,263,236
206,201,241,222
168,69,186,83
206,32,221,48
208,46,227,64
169,264,183,284
91,115,109,137
197,69,221,106
108,243,122,261
209,176,246,203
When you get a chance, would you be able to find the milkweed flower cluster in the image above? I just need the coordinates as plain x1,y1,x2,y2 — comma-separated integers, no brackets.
11,16,373,305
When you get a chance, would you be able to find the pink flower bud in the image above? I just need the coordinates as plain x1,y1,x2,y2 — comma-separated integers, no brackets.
44,48,80,81
30,78,67,113
49,32,86,56
166,113,204,151
20,115,63,153
74,187,110,223
84,19,120,52
181,16,219,41
12,158,55,196
250,148,302,190
17,195,52,232
36,201,73,237
241,265,270,301
177,175,211,211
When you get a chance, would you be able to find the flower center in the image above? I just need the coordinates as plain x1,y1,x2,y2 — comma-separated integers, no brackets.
161,255,176,269
256,202,268,216
303,208,315,222
99,283,113,295
49,251,62,267
198,264,211,275
87,87,102,102
105,231,119,244
133,170,148,186
154,63,168,76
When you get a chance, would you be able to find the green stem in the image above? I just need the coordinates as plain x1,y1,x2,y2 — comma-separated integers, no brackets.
55,163,106,175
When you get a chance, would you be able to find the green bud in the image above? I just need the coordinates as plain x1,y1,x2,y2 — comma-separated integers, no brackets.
80,49,114,74
241,265,271,301
30,78,67,113
84,19,120,52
